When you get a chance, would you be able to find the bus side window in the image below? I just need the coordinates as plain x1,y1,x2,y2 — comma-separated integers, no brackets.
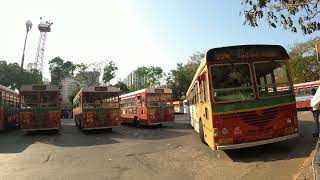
297,88,304,96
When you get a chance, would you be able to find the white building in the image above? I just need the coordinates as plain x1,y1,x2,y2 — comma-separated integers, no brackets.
60,77,79,109
123,70,145,88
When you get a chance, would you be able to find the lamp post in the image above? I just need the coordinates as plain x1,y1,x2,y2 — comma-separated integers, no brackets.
21,20,32,69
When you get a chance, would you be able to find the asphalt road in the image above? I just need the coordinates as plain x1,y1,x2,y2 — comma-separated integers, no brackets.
0,112,317,180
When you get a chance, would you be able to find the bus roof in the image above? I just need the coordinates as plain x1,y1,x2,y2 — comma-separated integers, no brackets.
81,86,121,93
120,88,172,98
0,85,19,95
73,86,121,103
294,80,320,87
186,45,289,96
20,84,59,92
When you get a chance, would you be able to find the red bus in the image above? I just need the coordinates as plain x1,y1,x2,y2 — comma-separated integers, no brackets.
120,88,174,126
0,85,20,130
73,86,122,130
293,81,320,109
20,85,61,132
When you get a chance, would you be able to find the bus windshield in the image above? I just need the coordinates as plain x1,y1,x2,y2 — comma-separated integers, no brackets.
211,63,255,102
83,92,119,109
254,60,292,97
146,94,172,107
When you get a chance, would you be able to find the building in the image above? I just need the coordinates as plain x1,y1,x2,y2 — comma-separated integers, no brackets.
75,71,100,86
123,70,145,88
60,77,79,109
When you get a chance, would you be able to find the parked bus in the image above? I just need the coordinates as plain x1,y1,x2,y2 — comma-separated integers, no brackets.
187,45,298,150
293,81,320,109
73,86,121,130
0,85,20,130
20,85,61,131
173,101,184,114
120,88,174,126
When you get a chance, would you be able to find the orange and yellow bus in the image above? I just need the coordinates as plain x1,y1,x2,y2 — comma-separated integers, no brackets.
0,85,20,130
73,86,122,130
187,45,298,150
20,85,61,132
120,88,174,126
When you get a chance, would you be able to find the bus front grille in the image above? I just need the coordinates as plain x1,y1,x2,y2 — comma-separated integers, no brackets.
220,107,278,128
96,110,111,126
33,111,47,127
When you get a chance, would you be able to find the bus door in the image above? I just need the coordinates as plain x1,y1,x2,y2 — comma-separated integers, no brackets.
199,73,213,146
136,94,145,121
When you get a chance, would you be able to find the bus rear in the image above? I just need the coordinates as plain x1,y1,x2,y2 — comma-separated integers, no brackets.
20,85,61,131
74,86,121,130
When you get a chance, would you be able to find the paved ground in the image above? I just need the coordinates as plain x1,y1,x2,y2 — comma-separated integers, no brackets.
0,112,317,180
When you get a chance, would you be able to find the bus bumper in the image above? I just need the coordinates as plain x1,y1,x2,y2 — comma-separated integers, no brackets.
217,133,299,150
22,128,60,132
82,126,117,130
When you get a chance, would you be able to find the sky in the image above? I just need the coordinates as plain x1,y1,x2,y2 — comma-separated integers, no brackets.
0,0,319,83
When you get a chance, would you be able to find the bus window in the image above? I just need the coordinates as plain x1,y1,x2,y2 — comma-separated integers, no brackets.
297,88,304,96
211,63,254,102
306,87,312,95
254,61,292,97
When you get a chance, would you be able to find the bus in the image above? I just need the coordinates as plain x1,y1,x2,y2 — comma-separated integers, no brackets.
0,85,20,130
20,84,61,132
186,45,298,150
173,101,184,114
120,88,174,126
73,86,122,130
293,81,320,109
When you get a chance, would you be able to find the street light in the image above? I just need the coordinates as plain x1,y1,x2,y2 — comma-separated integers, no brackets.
21,20,32,69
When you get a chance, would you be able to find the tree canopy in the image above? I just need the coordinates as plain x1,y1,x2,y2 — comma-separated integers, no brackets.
102,61,118,85
166,52,204,100
242,0,320,34
0,60,42,90
288,37,320,83
49,57,76,86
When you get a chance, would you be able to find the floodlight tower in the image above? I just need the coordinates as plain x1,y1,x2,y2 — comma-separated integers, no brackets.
34,17,53,76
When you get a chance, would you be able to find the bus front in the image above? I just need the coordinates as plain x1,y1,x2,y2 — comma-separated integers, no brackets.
82,89,121,130
210,47,298,150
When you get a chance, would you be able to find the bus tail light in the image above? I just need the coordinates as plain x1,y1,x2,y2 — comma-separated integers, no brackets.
213,128,219,137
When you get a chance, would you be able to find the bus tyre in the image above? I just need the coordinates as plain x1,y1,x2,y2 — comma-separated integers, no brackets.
133,116,140,127
199,120,207,145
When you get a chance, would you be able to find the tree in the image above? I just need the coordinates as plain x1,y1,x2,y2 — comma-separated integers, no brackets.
288,38,320,83
49,57,76,86
114,81,129,94
242,0,320,34
166,52,204,100
0,60,42,90
136,66,165,88
102,61,118,85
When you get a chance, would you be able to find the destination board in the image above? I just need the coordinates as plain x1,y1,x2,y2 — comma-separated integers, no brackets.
95,87,108,91
32,85,46,90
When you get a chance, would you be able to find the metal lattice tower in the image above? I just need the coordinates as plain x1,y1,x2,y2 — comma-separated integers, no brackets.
34,18,53,76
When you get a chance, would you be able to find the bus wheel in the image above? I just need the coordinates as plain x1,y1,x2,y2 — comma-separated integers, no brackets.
133,116,140,127
199,120,207,145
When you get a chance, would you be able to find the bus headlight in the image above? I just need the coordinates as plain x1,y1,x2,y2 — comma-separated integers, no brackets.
222,128,229,135
213,128,219,137
287,118,292,124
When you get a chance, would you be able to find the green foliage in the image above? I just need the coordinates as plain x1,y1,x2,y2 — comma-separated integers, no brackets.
166,52,204,100
288,38,320,83
0,61,42,90
114,81,129,94
136,66,165,88
49,57,76,86
242,0,320,34
102,61,118,85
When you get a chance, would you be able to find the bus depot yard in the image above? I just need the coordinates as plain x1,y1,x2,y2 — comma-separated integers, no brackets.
0,113,316,180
